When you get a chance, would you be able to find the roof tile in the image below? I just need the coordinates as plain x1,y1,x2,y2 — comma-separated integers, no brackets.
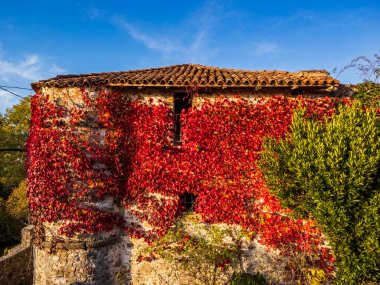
31,64,339,90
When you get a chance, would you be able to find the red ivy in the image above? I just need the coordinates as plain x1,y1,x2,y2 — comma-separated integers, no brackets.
27,89,344,273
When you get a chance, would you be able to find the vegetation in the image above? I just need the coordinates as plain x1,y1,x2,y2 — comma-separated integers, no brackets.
141,212,332,284
0,97,30,255
6,180,28,222
0,180,28,254
142,213,262,285
231,272,268,285
352,82,380,110
0,97,30,198
0,197,10,244
259,103,380,284
338,54,380,109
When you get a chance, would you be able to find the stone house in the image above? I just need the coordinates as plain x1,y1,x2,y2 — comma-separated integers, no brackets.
29,64,340,285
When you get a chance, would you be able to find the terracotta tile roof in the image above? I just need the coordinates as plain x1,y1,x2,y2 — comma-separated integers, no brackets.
31,64,339,90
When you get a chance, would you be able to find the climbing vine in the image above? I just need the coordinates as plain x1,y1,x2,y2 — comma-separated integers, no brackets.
27,87,344,274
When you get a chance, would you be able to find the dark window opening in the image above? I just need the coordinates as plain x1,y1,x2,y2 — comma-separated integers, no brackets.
174,93,191,145
180,192,197,211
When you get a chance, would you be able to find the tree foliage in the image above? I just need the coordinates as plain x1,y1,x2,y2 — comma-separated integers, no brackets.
0,96,30,198
338,54,380,110
0,180,28,252
0,98,30,254
6,180,28,222
352,82,380,110
1,180,28,250
259,103,380,284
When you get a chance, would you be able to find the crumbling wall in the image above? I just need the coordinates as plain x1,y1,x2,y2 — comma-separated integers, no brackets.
0,226,34,285
33,235,128,285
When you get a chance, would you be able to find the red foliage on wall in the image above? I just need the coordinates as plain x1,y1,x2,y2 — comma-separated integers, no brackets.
27,88,341,272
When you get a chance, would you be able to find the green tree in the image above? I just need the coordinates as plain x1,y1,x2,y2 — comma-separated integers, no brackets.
0,98,30,255
259,104,380,284
0,96,30,199
352,82,380,110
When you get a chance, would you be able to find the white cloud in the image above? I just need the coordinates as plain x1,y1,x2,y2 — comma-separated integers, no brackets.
90,1,229,63
251,41,278,56
0,54,41,81
0,89,20,113
111,17,180,54
0,46,65,113
0,53,64,82
113,20,213,62
109,16,215,63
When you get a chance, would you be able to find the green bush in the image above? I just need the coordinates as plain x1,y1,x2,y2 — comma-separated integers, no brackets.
0,180,28,255
144,213,248,285
6,180,28,221
231,272,267,285
353,82,380,110
259,103,380,284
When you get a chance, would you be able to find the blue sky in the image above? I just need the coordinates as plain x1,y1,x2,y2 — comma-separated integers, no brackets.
0,0,379,113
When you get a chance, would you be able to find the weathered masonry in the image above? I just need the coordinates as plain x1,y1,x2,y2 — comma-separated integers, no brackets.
29,64,340,285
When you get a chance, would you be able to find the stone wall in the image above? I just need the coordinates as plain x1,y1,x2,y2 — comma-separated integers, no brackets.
33,235,129,285
40,84,335,112
0,226,34,285
0,224,294,285
128,214,289,285
129,238,288,285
